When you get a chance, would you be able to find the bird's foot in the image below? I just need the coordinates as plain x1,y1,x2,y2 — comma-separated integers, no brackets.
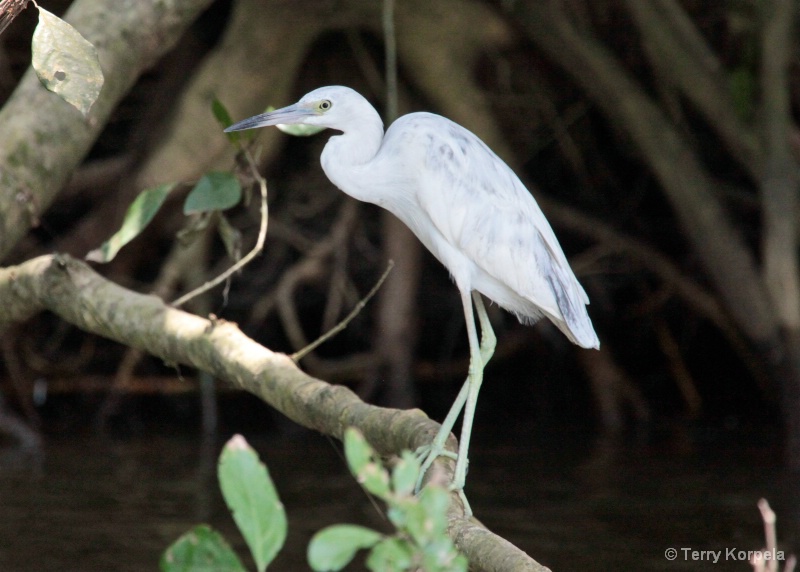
414,445,473,517
414,443,457,492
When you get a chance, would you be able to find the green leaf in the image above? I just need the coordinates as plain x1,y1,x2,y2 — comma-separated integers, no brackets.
160,524,246,572
391,451,421,498
31,7,103,117
86,183,175,263
307,525,382,572
365,538,413,572
213,98,246,144
218,434,287,572
361,462,391,499
418,485,450,536
277,122,326,137
405,486,450,546
212,97,234,129
344,428,371,476
421,538,468,572
344,428,390,499
184,172,242,214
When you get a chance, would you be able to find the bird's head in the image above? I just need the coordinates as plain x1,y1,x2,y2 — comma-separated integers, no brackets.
224,86,380,135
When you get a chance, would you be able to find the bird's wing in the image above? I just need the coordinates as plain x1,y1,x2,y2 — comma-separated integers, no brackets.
397,114,596,346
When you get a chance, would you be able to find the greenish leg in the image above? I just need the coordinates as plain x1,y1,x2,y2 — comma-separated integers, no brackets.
472,292,496,364
416,292,495,517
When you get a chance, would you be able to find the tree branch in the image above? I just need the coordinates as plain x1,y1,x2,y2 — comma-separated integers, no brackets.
516,0,778,348
0,0,215,260
623,0,760,176
0,253,549,572
759,0,800,330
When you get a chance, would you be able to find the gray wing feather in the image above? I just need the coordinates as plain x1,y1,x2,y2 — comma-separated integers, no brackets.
398,114,597,347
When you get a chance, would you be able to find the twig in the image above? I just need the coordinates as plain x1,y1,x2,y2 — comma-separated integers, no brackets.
752,498,798,572
0,0,30,37
292,260,395,363
274,201,360,359
654,318,702,416
383,0,398,121
171,148,268,308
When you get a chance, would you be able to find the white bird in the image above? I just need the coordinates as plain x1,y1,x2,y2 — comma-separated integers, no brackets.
226,86,599,516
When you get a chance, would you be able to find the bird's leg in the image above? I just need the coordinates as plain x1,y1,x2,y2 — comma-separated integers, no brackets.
448,291,492,517
416,290,492,517
415,377,469,489
472,292,496,364
414,295,493,483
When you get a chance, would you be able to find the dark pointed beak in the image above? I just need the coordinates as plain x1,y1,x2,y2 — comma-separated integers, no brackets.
224,103,315,132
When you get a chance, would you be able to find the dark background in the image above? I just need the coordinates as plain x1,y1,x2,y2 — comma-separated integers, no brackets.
0,0,798,570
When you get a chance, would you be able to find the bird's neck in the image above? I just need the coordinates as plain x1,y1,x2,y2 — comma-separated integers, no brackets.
320,116,385,203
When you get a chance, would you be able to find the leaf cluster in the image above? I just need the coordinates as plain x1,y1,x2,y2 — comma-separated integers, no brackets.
160,429,466,572
307,428,467,572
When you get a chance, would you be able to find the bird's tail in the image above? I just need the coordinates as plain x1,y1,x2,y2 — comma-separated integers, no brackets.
545,273,600,350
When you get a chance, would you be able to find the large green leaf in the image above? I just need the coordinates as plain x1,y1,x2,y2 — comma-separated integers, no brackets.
218,434,286,572
184,172,242,214
307,525,383,571
85,183,175,263
160,525,246,572
31,7,103,117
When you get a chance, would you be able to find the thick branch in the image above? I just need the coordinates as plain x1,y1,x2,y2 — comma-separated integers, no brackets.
759,0,800,329
0,0,214,260
0,254,548,572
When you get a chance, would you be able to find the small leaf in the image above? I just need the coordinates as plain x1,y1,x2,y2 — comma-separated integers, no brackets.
251,105,325,137
277,122,326,137
31,7,103,117
406,486,450,545
213,98,246,144
212,97,234,129
418,485,450,535
86,183,174,263
364,537,413,572
344,428,371,476
360,461,391,499
421,538,468,572
218,434,286,572
344,428,390,499
160,524,246,572
307,525,382,572
391,451,421,498
184,172,242,214
386,504,408,530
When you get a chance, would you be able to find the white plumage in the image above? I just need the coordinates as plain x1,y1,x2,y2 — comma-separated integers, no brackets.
227,85,599,515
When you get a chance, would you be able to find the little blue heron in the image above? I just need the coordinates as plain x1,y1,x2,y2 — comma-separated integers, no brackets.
226,86,599,515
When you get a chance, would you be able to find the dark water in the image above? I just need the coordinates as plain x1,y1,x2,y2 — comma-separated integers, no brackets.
0,426,796,571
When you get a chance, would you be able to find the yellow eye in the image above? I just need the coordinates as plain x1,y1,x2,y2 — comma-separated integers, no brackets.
318,100,332,112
